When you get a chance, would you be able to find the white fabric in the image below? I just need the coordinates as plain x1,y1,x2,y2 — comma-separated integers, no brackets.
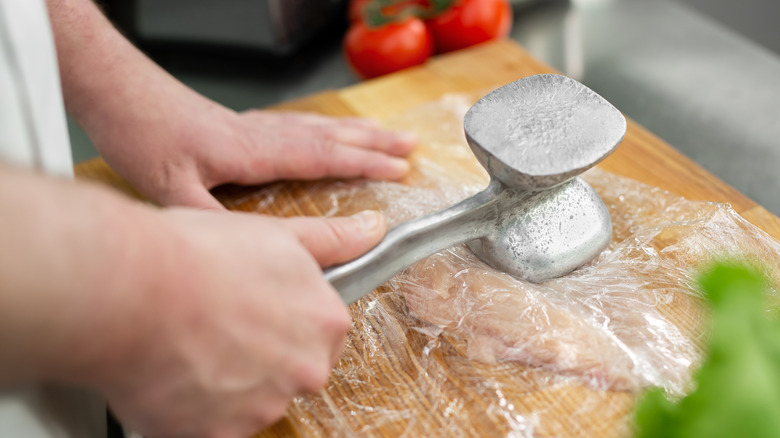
0,386,106,438
0,0,105,436
0,0,73,176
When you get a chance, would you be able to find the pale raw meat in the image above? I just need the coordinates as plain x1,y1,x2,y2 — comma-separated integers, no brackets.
402,247,641,391
395,168,717,393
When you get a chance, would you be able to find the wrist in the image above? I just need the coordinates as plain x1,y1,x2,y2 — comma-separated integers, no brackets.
50,190,183,390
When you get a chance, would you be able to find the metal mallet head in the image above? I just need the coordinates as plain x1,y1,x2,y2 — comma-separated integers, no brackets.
326,74,627,304
465,74,626,190
464,74,626,282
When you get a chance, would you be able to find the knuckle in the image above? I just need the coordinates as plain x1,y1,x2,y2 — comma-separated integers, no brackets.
147,159,179,194
282,111,318,125
303,139,338,177
320,219,350,250
326,305,352,336
313,138,338,157
242,108,263,117
295,362,331,393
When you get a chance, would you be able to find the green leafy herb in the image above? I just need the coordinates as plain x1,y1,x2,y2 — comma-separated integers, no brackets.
634,261,780,438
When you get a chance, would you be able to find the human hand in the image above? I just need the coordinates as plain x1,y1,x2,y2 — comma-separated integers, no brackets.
91,209,386,438
0,162,387,437
49,0,416,210
87,96,417,210
99,106,417,210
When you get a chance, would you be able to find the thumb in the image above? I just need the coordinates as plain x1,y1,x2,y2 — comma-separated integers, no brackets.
282,211,386,267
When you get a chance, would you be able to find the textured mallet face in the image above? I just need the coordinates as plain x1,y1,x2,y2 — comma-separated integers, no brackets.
464,74,627,190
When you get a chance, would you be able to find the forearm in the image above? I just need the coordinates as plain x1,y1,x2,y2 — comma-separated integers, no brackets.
45,0,417,211
45,0,233,191
0,164,171,387
46,0,215,126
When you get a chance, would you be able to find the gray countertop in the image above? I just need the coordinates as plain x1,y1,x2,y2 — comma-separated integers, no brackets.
515,0,780,215
69,0,780,214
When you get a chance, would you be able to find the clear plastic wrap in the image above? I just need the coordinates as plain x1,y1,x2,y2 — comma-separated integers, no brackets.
235,94,780,437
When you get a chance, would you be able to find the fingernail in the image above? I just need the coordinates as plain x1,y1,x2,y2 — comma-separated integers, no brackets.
389,158,411,175
353,210,382,231
361,118,382,128
398,131,417,144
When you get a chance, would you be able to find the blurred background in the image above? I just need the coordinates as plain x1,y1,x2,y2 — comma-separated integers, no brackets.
74,0,780,214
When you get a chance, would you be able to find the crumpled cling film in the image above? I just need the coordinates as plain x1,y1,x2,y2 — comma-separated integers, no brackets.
232,94,780,437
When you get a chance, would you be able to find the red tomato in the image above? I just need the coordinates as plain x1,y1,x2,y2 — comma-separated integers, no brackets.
426,0,512,53
344,17,434,79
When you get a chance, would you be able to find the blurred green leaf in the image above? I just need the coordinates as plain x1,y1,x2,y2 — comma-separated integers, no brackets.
634,261,780,438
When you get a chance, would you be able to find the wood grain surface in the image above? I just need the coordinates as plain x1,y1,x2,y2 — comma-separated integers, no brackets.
74,40,780,437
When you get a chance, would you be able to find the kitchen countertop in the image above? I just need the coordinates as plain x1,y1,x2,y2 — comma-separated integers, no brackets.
514,0,780,215
68,0,780,213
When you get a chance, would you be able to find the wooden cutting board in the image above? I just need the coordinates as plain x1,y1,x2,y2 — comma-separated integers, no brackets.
74,40,780,437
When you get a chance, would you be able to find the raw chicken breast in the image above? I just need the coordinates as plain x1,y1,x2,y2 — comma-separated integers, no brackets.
403,248,640,391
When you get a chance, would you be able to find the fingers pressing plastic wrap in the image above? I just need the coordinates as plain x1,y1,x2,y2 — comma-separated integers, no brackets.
231,95,780,438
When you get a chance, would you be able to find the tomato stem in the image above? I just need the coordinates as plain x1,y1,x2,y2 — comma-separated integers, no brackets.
359,0,457,28
426,0,456,14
